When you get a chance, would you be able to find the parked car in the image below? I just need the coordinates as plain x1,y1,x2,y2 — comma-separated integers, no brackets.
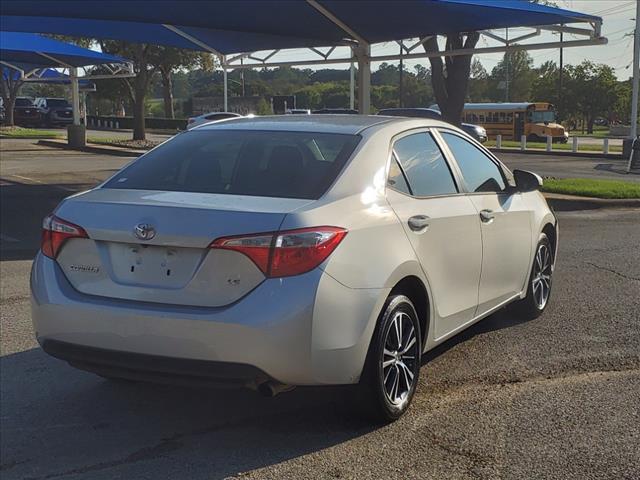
32,115,557,421
378,107,488,143
285,109,311,114
34,97,73,126
187,111,242,129
313,108,359,114
13,97,41,127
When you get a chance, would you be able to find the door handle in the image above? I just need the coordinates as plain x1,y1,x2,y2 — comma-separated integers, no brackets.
479,209,495,223
408,215,430,232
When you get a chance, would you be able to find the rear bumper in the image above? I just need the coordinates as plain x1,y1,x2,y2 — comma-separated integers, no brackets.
41,339,270,388
31,253,387,386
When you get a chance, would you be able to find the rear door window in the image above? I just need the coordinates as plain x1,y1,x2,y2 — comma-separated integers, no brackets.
104,130,360,199
392,132,458,197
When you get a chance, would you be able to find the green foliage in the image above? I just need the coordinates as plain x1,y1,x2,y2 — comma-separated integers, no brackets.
256,98,272,115
487,50,536,102
541,178,640,199
0,126,63,139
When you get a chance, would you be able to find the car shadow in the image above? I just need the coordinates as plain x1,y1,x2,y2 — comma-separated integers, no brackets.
0,347,378,480
0,182,92,261
422,307,533,365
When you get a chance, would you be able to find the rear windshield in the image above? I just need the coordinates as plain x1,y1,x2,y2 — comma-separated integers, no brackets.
15,98,33,107
104,130,360,199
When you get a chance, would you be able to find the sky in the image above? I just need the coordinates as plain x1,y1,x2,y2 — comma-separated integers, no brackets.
470,0,638,80
250,0,637,81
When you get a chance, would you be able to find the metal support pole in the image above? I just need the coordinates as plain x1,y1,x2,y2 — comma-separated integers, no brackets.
349,60,355,110
630,0,639,140
505,28,509,103
399,42,404,108
558,30,564,120
355,43,371,114
223,67,228,112
70,67,80,126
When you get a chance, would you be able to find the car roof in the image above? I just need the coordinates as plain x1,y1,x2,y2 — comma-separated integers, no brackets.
194,114,404,134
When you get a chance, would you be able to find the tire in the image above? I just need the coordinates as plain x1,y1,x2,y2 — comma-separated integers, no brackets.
513,234,554,319
360,295,422,422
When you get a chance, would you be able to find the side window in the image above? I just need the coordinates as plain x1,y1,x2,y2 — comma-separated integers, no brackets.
387,155,411,195
393,132,458,197
440,132,506,193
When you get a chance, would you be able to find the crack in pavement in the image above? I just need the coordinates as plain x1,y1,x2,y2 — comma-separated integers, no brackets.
584,262,640,282
18,404,364,480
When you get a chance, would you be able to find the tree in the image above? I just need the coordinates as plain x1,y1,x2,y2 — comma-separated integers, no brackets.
99,41,163,140
153,48,214,118
468,58,489,102
1,67,24,126
488,50,535,102
422,33,480,125
567,61,618,133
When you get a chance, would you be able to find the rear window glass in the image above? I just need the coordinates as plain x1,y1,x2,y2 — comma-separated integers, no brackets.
104,130,360,199
15,98,33,107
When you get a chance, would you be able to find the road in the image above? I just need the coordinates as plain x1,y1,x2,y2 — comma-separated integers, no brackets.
1,139,639,479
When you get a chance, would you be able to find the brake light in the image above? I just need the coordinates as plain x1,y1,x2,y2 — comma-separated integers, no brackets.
41,214,88,259
210,226,347,278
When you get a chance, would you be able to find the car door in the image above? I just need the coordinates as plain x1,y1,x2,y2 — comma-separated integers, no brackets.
385,130,482,339
437,130,532,315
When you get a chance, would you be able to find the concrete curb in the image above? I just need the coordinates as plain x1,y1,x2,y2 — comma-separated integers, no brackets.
37,139,145,157
489,147,622,160
543,193,640,211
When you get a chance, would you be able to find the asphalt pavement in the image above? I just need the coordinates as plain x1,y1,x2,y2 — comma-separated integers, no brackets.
1,139,639,480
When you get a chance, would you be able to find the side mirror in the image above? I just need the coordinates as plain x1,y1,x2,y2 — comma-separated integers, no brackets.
513,169,543,192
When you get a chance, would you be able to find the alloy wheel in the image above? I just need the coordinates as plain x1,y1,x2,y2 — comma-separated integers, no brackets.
381,311,418,407
532,243,552,309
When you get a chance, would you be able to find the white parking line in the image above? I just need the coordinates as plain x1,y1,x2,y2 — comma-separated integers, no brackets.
11,175,43,184
0,233,20,243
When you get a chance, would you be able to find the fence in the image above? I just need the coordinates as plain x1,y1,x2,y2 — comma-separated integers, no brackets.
492,134,622,156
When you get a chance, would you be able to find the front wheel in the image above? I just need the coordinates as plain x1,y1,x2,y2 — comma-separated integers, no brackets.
361,295,422,422
513,234,554,319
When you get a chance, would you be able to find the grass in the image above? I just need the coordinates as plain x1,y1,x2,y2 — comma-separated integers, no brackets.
0,126,63,139
541,178,640,199
485,139,622,153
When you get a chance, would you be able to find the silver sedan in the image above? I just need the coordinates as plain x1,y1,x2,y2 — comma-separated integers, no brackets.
31,115,557,421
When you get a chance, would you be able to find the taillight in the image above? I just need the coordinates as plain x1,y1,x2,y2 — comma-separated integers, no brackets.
211,226,347,278
41,214,88,259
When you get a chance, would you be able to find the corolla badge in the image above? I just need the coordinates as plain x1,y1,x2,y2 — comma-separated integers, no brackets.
134,223,156,241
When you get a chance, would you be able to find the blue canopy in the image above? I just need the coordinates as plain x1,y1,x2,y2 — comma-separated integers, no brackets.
0,0,602,54
0,31,126,67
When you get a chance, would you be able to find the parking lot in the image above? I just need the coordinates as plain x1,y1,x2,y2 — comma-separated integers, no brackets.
1,139,639,479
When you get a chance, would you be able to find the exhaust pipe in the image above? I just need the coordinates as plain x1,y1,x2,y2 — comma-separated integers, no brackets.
258,381,295,397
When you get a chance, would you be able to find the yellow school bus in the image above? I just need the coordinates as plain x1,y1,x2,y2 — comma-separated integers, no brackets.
461,103,568,142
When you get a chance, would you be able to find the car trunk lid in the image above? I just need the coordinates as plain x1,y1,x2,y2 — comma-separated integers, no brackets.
53,188,312,307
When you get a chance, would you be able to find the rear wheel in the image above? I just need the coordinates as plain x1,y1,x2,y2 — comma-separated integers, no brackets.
361,295,421,422
513,234,553,319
